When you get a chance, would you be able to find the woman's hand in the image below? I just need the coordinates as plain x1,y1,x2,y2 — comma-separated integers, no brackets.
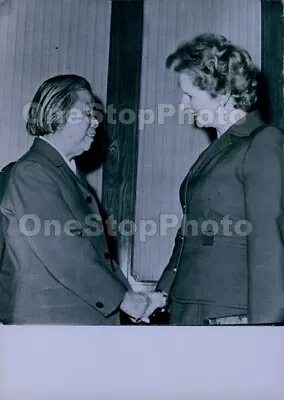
120,290,168,324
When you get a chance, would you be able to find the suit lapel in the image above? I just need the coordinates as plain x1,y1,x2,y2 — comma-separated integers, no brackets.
186,132,233,184
185,110,266,184
59,164,108,243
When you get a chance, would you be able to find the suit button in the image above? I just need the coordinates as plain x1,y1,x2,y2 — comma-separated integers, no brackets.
104,252,110,259
86,196,92,204
173,267,177,273
202,233,214,246
96,302,104,309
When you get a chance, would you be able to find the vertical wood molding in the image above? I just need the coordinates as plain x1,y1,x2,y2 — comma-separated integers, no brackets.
102,0,144,279
261,0,284,130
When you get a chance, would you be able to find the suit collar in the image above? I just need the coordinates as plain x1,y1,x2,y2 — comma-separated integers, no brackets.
185,110,265,184
226,110,264,137
39,136,77,173
30,137,88,189
31,137,66,167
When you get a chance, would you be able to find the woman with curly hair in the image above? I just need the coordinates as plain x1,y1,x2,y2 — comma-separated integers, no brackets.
156,33,284,325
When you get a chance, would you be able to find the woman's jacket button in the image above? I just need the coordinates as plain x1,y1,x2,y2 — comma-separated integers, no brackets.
86,196,92,204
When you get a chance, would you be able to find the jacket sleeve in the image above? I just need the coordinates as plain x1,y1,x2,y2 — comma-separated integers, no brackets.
0,161,127,317
243,126,284,323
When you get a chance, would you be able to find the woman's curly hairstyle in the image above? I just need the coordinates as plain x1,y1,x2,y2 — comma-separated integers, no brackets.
166,33,258,110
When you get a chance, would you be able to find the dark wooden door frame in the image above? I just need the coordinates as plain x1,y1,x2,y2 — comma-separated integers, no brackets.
261,0,284,130
102,0,145,286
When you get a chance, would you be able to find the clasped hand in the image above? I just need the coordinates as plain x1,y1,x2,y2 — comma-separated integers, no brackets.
120,290,167,323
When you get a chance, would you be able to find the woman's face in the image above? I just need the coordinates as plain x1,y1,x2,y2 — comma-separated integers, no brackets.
178,72,223,128
60,89,98,157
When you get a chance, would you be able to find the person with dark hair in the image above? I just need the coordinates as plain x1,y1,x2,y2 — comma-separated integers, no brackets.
0,74,165,324
156,33,284,325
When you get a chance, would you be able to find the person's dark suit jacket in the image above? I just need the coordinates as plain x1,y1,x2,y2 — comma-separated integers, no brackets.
157,111,284,324
0,138,130,324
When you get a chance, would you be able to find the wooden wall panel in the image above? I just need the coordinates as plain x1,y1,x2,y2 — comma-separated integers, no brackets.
0,0,111,199
133,0,261,283
261,0,284,130
102,0,144,280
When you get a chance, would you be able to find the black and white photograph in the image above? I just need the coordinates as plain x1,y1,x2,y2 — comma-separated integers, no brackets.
0,0,283,398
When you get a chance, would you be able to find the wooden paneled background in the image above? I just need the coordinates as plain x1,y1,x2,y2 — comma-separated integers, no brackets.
133,0,261,283
0,0,111,198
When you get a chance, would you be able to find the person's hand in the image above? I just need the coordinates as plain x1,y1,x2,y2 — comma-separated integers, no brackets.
142,291,168,322
120,291,150,321
129,291,168,324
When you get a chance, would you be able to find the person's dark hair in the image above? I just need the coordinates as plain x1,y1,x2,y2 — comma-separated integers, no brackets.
26,75,94,136
166,33,258,110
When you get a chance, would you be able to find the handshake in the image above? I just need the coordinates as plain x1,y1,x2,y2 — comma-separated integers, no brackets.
120,290,168,323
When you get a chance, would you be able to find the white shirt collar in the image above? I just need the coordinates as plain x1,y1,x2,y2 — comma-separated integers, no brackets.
39,136,77,174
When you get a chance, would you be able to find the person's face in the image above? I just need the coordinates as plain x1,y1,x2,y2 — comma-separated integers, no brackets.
179,72,223,128
61,89,98,157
